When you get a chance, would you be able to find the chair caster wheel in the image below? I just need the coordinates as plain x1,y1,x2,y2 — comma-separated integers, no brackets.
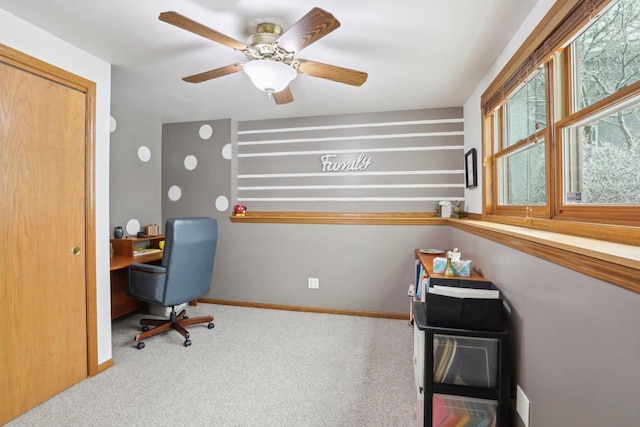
183,315,189,319
184,339,192,347
208,322,215,329
141,325,150,332
136,341,145,349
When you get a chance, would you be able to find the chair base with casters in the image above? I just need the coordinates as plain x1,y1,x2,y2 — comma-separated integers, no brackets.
135,306,215,349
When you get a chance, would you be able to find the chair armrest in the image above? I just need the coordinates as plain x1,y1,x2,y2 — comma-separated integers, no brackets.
128,263,167,304
129,263,166,274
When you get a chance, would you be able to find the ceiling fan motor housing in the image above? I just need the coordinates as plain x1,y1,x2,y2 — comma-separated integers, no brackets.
244,24,294,62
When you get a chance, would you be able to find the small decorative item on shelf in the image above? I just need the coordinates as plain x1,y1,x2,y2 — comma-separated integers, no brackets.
114,226,124,239
451,201,465,218
145,224,159,236
439,201,452,218
234,204,246,216
444,251,455,277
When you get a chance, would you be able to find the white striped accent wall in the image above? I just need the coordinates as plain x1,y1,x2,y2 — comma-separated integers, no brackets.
236,108,464,212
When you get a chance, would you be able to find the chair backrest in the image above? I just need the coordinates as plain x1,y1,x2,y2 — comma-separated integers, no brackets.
161,217,218,306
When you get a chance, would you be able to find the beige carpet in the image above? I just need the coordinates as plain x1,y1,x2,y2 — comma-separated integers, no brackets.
8,303,415,426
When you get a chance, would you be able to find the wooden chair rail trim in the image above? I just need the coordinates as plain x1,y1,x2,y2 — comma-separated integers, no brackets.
230,211,639,294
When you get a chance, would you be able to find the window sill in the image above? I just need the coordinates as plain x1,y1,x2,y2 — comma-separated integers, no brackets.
229,211,639,294
450,218,639,294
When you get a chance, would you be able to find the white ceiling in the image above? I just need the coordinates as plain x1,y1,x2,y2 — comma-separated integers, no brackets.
0,0,539,123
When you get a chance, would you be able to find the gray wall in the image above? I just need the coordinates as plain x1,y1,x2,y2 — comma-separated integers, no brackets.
207,222,449,314
450,228,640,427
160,112,452,315
109,109,162,235
161,119,233,223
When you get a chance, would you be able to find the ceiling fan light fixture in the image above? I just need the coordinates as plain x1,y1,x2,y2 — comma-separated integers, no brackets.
243,60,297,93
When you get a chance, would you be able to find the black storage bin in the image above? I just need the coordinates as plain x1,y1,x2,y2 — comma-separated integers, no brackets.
426,281,503,331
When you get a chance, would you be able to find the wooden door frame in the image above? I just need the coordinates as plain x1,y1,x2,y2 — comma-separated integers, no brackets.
0,44,100,376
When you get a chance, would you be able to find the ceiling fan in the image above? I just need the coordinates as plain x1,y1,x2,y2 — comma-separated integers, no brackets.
159,8,368,105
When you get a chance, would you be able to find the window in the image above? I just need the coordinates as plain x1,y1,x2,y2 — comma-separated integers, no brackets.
483,0,640,235
562,94,640,206
572,0,640,110
499,139,546,206
505,71,547,148
562,0,640,211
495,69,548,209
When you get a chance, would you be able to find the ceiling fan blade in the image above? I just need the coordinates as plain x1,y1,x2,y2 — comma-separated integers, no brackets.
297,60,368,87
272,86,294,105
183,64,244,83
159,11,248,51
276,8,340,53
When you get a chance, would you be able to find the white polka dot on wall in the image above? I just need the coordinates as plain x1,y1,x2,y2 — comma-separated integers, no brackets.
199,124,213,140
110,116,117,133
215,195,229,212
222,143,232,160
138,146,151,162
126,219,140,236
184,155,197,170
168,185,182,201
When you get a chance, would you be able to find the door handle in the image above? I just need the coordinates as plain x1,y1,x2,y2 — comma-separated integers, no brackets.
72,246,81,255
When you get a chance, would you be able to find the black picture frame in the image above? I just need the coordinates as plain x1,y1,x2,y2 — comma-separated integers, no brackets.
465,148,477,188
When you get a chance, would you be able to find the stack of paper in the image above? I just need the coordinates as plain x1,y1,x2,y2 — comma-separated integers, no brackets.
428,285,500,299
133,248,162,256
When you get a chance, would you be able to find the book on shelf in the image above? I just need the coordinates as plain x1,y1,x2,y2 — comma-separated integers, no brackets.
434,337,454,382
420,276,430,302
441,339,458,383
415,261,423,299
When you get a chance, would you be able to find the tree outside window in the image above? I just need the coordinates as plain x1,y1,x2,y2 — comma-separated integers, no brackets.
567,0,640,205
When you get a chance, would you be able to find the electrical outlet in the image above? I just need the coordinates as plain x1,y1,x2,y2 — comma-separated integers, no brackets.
308,277,319,289
516,385,530,427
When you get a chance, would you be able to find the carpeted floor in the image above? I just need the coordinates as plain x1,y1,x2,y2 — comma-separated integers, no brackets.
7,303,415,426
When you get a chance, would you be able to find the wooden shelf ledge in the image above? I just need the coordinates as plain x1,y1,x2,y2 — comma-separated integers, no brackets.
230,211,449,225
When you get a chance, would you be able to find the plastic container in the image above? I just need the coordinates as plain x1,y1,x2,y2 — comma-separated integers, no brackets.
432,394,497,427
433,334,499,388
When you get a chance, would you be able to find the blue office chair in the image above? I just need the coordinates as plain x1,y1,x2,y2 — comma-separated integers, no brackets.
128,217,218,349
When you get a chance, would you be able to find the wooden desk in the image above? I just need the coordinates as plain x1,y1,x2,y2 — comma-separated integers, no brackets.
110,235,164,319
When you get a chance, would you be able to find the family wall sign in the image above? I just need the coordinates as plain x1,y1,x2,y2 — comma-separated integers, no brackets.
320,153,372,172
